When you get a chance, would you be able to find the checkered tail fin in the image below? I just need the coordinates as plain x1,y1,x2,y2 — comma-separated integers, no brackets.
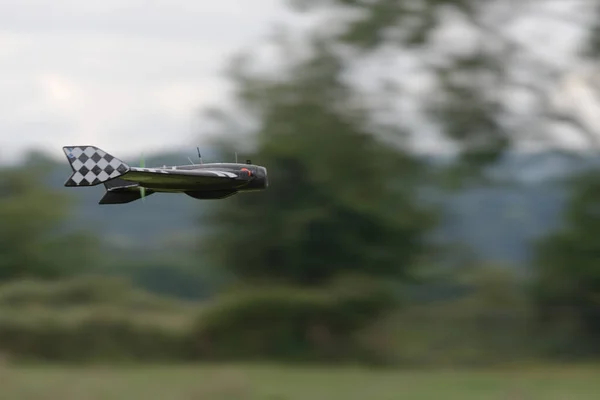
63,146,131,187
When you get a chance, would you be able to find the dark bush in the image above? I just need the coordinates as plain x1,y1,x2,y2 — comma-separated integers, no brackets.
0,277,197,363
0,309,192,362
354,266,537,367
189,277,397,363
0,276,194,311
0,271,540,366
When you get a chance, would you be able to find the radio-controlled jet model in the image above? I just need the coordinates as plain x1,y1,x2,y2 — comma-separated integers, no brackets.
62,146,268,204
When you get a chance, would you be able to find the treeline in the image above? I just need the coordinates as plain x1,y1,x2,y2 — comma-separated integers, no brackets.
1,0,600,366
0,266,586,366
0,161,597,366
0,272,542,365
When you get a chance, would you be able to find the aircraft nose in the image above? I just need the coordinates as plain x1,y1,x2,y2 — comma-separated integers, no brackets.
242,166,268,190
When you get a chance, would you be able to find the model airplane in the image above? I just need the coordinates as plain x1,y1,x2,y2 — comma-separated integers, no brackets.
62,145,268,204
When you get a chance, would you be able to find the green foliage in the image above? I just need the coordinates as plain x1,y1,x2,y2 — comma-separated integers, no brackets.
427,53,511,171
533,173,600,358
0,276,196,312
290,0,475,49
202,42,436,286
356,265,535,366
288,0,512,170
0,310,191,363
0,277,195,362
190,278,398,363
97,258,227,301
289,0,599,180
0,270,573,367
0,163,99,281
0,277,402,365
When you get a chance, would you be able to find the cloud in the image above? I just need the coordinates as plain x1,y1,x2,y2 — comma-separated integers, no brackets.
0,0,294,164
0,0,285,41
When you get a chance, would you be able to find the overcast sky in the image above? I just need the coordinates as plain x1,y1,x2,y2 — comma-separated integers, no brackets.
1,1,597,165
0,0,303,164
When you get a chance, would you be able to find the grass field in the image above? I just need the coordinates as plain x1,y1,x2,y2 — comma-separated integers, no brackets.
1,363,598,399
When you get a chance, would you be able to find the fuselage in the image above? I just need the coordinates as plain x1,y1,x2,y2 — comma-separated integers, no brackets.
123,162,269,193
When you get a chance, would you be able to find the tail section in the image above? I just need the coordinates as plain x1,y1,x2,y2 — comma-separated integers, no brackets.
99,177,153,205
63,146,130,187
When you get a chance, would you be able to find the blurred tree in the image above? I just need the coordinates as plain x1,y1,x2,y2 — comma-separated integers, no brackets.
200,0,600,286
0,161,99,280
289,0,600,181
282,1,600,359
200,39,437,286
533,172,600,358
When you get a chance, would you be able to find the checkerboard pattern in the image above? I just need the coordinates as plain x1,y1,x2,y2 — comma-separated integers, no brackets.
63,146,130,187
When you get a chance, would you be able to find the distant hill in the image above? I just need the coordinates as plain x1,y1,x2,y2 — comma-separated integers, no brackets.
40,149,599,265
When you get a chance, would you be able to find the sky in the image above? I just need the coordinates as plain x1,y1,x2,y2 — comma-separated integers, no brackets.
0,0,303,164
1,0,598,166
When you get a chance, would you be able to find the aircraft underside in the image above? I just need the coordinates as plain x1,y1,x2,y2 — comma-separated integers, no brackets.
100,187,239,204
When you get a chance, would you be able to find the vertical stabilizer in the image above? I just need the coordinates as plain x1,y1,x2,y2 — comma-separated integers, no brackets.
63,146,130,187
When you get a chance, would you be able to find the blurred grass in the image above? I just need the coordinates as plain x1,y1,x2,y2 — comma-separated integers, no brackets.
0,364,598,400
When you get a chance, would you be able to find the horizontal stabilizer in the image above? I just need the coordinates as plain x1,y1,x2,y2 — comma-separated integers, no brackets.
99,190,153,205
63,146,130,187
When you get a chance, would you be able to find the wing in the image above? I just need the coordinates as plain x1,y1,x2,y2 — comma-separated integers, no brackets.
121,167,249,188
